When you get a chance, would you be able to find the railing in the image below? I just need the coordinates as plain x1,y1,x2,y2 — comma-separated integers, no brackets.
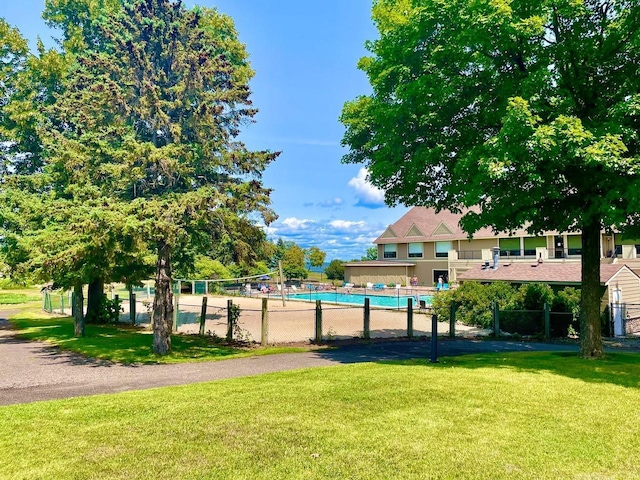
456,250,483,260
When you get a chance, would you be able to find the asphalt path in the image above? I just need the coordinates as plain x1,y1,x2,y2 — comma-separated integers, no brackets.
0,310,595,406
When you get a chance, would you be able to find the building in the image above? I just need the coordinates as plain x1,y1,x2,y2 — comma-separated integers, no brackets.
343,207,640,287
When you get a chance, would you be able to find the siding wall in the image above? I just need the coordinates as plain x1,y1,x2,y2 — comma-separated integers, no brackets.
607,269,640,305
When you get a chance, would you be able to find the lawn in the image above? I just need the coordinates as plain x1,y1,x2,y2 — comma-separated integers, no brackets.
1,351,639,479
0,292,41,304
8,311,310,364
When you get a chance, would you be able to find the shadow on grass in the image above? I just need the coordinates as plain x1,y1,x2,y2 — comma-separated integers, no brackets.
312,337,640,389
422,350,640,389
8,314,248,365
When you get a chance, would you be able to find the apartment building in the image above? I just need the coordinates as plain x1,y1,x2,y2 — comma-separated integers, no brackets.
343,207,640,287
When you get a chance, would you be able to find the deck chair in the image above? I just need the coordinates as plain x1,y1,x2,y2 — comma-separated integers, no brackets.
291,285,298,292
366,282,374,289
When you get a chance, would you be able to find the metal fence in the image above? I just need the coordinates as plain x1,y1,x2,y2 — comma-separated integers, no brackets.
117,294,449,344
496,308,575,337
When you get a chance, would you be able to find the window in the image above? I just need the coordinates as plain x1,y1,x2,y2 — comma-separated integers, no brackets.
523,236,546,256
435,241,452,258
499,238,521,257
383,244,397,259
567,235,582,256
408,242,423,258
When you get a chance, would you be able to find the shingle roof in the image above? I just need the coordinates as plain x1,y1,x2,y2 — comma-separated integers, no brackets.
458,262,638,285
374,207,553,244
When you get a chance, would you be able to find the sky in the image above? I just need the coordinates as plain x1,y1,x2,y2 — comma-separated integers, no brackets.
0,0,410,261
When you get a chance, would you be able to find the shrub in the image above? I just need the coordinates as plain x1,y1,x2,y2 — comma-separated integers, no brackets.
85,295,122,324
516,283,554,310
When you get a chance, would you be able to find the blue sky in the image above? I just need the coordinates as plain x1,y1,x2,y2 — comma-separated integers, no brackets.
0,0,409,261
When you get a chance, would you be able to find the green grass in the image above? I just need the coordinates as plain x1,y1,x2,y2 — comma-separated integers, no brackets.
9,311,311,364
0,292,41,304
1,351,639,479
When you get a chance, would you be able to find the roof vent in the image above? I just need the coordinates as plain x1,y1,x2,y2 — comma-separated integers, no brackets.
492,247,501,270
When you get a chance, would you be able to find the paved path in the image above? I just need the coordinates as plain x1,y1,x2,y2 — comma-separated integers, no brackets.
0,310,615,406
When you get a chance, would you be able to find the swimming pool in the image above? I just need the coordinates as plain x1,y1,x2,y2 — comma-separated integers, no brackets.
287,291,433,309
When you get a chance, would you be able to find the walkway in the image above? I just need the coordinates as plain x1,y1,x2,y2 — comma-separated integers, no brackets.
0,310,617,406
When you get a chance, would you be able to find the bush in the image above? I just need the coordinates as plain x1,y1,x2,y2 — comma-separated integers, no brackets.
433,281,583,336
325,259,345,281
85,295,122,324
433,281,517,329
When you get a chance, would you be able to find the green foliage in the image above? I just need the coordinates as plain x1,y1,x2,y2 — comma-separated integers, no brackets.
193,256,231,280
516,283,554,311
433,281,581,331
305,246,326,271
361,246,378,261
324,259,345,280
282,244,308,280
85,295,122,325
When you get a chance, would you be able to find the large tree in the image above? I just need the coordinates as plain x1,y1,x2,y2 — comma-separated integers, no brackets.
56,0,276,354
341,0,640,358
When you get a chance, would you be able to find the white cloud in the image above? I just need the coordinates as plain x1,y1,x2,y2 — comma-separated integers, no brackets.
347,168,385,208
269,216,386,261
328,219,368,232
281,217,314,230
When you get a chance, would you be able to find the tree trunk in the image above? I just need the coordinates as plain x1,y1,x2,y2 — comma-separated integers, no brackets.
85,277,104,323
580,219,605,358
152,240,173,355
73,283,85,337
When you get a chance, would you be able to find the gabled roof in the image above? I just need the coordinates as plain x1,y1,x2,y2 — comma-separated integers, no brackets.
374,207,541,245
458,263,639,286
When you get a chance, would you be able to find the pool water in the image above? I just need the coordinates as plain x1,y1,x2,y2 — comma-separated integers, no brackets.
287,291,432,309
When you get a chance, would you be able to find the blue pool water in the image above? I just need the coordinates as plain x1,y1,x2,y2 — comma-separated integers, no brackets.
287,291,432,309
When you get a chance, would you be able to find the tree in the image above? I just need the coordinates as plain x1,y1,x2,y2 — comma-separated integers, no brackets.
361,246,377,261
78,0,277,354
282,244,308,280
305,246,326,281
324,259,345,281
341,0,640,358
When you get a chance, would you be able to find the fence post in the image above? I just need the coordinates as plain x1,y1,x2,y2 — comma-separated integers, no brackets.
315,300,322,343
449,302,457,338
60,293,65,315
129,287,136,325
173,287,180,333
363,298,370,339
199,296,208,336
430,314,438,363
227,299,233,342
115,295,120,322
407,297,414,338
261,298,269,346
71,291,76,318
544,302,550,338
493,302,500,337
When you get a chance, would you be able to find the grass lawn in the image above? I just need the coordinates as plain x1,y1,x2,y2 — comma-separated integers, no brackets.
1,351,639,479
0,292,41,304
8,311,310,364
